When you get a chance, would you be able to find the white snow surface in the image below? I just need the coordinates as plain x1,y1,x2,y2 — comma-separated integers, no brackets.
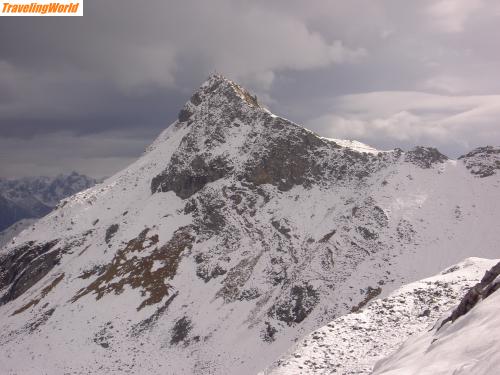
0,75,499,375
262,257,498,375
373,266,500,375
323,138,386,154
0,218,37,248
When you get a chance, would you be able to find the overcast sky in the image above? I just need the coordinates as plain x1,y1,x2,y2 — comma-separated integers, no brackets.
1,0,499,178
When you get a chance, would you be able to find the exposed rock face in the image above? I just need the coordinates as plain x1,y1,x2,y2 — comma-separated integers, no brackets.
104,223,119,244
459,146,500,177
152,155,232,198
440,260,500,328
151,76,401,200
404,146,448,168
269,284,320,325
243,125,331,191
170,316,193,345
72,226,195,311
0,240,60,304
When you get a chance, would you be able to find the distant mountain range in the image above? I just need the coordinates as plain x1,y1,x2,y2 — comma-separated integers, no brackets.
0,172,98,232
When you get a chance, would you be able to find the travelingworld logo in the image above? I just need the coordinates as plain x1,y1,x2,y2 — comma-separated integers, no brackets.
1,0,82,16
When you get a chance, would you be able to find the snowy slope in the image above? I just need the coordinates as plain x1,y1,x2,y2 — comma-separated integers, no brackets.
0,75,499,375
0,218,37,248
373,260,500,375
322,138,386,155
262,257,498,375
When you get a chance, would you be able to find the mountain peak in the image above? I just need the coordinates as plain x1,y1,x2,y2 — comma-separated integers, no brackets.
200,73,232,90
202,74,259,106
177,74,260,123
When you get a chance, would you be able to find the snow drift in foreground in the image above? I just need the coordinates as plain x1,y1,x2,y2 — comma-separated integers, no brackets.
263,257,499,375
373,259,500,375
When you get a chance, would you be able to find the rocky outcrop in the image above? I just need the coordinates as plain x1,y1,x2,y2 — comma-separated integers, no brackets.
405,146,448,168
151,155,232,199
104,224,119,244
151,75,400,200
269,284,320,325
0,240,60,304
243,122,330,191
72,226,195,311
440,260,500,328
459,146,500,177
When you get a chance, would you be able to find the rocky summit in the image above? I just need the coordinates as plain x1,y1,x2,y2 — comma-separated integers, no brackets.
0,75,499,374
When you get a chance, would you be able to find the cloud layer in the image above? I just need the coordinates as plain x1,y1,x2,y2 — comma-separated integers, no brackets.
308,91,500,155
1,0,499,176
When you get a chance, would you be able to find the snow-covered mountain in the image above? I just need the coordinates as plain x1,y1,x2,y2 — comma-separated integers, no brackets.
262,257,499,375
0,172,98,232
0,75,499,375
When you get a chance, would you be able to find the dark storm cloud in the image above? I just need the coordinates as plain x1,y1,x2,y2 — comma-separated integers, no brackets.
0,131,148,178
1,0,499,177
0,86,185,138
